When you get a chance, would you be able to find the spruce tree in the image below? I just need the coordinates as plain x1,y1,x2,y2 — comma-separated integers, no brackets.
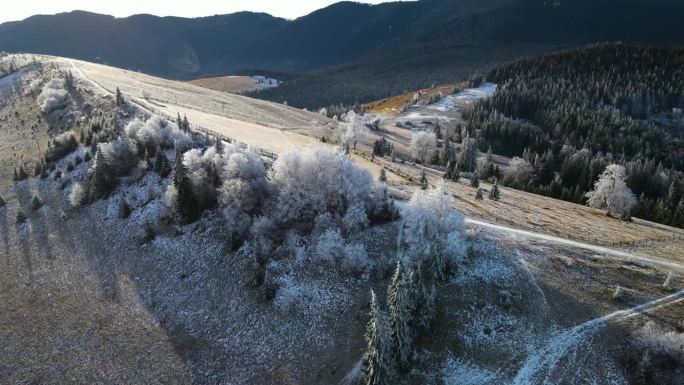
379,168,387,183
471,173,480,188
115,87,124,106
89,148,113,199
387,262,414,370
16,210,27,224
475,188,484,201
362,290,395,385
172,151,199,223
489,181,500,201
673,199,684,228
443,161,458,181
419,170,428,190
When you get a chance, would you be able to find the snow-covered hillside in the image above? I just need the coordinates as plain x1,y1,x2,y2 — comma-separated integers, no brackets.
0,54,682,385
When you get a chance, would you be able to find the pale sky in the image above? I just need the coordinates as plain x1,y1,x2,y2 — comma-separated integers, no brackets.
0,0,395,23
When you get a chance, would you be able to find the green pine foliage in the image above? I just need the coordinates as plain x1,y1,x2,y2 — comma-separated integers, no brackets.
489,181,500,201
379,168,387,183
386,263,414,370
362,290,396,385
465,43,684,228
172,151,200,223
419,170,428,190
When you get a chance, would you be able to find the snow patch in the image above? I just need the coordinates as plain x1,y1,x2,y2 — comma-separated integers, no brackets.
441,353,501,385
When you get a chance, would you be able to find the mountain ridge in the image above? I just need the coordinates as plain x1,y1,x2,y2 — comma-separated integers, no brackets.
2,0,684,108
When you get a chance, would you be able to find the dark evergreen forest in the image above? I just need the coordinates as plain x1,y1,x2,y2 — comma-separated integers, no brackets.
465,43,684,227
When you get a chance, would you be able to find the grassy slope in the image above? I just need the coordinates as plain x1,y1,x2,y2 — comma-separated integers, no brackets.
1,55,682,384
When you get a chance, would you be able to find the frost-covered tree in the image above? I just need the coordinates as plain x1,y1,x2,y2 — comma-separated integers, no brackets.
69,183,86,206
218,146,271,233
314,228,371,274
457,136,478,172
367,184,399,224
410,131,437,164
362,290,395,385
586,164,637,217
37,79,68,114
343,201,370,234
270,146,373,230
387,262,414,370
338,110,365,150
401,183,466,279
504,157,535,188
125,115,192,154
662,272,676,291
88,138,137,199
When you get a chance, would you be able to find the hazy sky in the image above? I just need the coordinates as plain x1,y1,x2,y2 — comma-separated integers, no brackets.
0,0,395,23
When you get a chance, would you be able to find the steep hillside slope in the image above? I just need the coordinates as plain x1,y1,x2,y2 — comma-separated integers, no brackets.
1,54,683,385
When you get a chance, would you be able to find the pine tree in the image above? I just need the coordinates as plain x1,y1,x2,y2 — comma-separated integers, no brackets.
30,195,43,210
115,87,125,106
182,115,190,131
470,173,480,188
64,70,75,91
419,170,428,190
362,290,396,385
673,199,684,228
442,139,454,166
89,148,113,199
489,181,500,201
475,188,484,200
379,168,387,183
15,210,27,224
387,262,414,370
172,150,199,223
443,161,459,181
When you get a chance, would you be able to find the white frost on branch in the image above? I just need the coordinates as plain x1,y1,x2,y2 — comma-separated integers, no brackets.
338,110,366,148
401,183,467,269
125,115,192,152
504,157,534,187
270,146,373,228
411,131,437,164
585,164,636,216
37,79,68,113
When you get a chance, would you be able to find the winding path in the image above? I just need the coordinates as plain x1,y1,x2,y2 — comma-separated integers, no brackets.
465,218,684,274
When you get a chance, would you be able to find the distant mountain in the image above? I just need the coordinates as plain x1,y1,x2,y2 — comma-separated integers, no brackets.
2,0,683,104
